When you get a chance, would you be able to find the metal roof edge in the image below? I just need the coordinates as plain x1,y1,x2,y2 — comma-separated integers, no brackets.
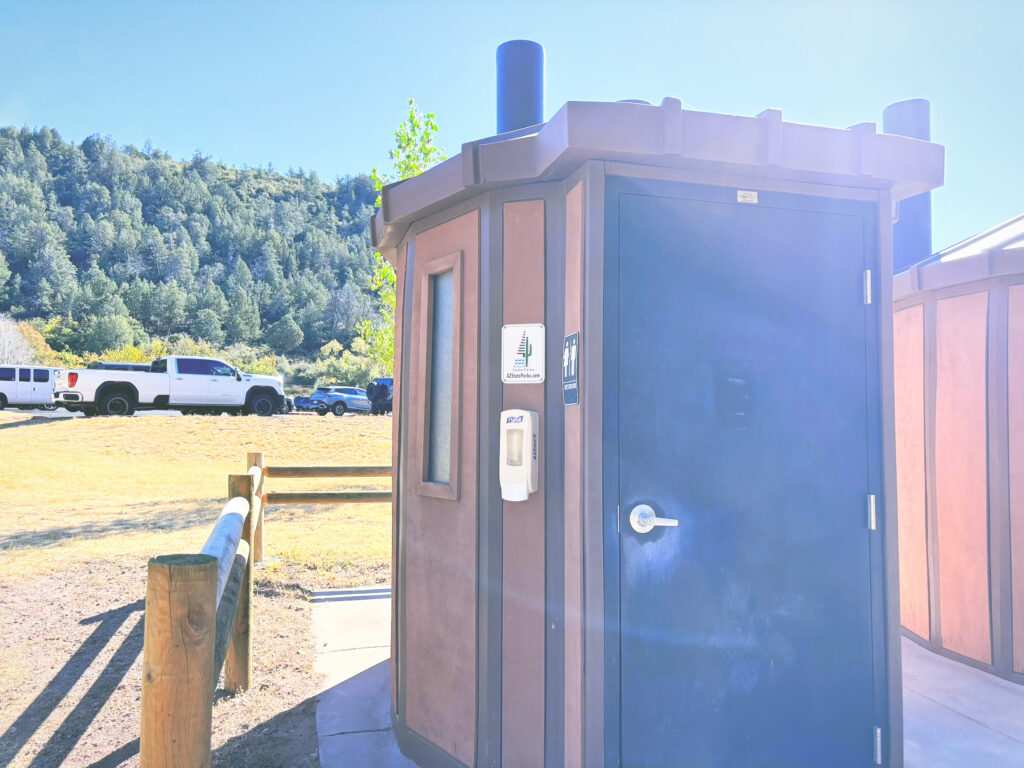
893,247,1024,301
373,99,945,250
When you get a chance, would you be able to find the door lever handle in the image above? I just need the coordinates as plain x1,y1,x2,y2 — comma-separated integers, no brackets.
629,504,678,535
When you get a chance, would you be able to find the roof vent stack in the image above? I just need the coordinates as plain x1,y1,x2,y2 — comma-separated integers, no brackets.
883,99,933,272
496,40,545,134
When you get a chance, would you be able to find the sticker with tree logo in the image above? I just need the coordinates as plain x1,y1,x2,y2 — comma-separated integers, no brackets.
501,323,545,383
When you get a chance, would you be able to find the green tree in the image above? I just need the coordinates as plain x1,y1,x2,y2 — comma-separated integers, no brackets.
79,314,136,353
264,314,304,353
360,99,445,373
225,291,261,343
193,308,226,346
0,250,12,310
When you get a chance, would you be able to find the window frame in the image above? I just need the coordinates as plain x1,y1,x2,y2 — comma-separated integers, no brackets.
415,249,463,501
18,368,30,382
33,369,49,383
0,367,14,382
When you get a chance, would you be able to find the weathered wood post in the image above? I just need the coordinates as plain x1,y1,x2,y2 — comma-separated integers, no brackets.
246,451,265,562
140,554,218,768
224,473,254,693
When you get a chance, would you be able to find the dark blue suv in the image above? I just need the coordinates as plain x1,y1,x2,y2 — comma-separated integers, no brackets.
366,378,393,415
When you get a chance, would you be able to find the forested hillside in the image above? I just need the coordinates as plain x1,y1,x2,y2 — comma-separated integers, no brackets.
0,126,380,361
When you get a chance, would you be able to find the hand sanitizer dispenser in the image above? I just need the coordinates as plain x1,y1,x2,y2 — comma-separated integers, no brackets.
500,409,539,501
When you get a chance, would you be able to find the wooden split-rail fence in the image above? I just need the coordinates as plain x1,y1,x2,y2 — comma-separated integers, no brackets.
139,453,392,768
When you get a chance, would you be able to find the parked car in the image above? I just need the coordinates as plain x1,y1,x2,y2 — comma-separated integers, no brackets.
52,356,284,416
365,377,393,415
310,386,371,416
0,365,60,410
292,395,318,412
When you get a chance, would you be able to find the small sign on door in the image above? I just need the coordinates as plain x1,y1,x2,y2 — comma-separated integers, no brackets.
562,332,579,405
502,324,545,383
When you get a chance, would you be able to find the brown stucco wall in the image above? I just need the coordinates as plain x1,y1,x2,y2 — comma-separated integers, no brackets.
894,304,930,641
935,291,991,664
402,210,480,765
501,200,547,766
1009,285,1024,673
563,181,584,768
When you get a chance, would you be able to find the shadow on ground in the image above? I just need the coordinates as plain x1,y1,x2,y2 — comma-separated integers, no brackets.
0,416,74,431
83,695,320,768
0,601,144,768
0,500,218,551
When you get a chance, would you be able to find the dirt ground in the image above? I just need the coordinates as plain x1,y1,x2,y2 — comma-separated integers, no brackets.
0,409,393,768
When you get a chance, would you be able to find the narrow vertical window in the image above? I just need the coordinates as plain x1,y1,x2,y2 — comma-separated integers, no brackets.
427,270,455,484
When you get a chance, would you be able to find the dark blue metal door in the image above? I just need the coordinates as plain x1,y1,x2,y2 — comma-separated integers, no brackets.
612,181,880,767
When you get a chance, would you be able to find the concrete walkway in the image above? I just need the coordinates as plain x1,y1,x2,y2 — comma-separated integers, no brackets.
903,636,1024,767
312,586,413,768
312,589,1024,767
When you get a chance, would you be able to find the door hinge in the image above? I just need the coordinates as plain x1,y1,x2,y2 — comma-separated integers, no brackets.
863,269,873,305
874,725,883,764
868,494,878,531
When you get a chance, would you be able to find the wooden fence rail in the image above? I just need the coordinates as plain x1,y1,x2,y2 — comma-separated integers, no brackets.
140,453,266,768
139,453,388,768
261,464,393,506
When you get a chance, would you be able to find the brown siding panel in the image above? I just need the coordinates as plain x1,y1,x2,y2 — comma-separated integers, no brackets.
392,244,408,716
501,200,547,766
894,304,930,640
403,211,480,765
935,291,991,664
564,182,584,768
1009,285,1024,673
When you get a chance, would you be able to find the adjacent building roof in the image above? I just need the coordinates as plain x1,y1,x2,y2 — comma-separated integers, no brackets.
372,97,945,250
894,213,1024,300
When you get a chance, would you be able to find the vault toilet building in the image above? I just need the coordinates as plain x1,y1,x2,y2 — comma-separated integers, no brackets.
372,41,944,768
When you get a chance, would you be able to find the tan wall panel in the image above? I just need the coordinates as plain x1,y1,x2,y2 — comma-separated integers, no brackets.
935,291,991,663
501,200,547,766
403,210,480,765
564,182,584,768
1009,285,1024,672
894,305,930,640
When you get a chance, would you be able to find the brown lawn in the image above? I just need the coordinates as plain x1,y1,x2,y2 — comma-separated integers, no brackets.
0,409,393,768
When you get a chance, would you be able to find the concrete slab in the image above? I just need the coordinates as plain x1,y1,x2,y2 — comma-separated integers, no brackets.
313,590,1024,768
317,661,391,737
319,730,417,768
903,636,1024,767
313,586,407,768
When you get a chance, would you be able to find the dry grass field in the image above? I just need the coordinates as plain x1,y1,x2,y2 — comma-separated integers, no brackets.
0,409,393,768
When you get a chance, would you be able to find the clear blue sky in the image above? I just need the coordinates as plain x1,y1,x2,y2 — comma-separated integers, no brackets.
1,0,1020,251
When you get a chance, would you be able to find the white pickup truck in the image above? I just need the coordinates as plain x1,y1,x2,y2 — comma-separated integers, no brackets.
53,356,284,417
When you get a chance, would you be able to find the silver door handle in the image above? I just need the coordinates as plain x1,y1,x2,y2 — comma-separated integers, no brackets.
629,504,678,534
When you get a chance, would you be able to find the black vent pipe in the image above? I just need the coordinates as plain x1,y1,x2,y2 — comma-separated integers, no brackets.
496,40,545,134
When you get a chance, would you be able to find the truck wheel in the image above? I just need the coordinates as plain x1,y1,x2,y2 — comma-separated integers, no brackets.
332,402,348,416
99,391,135,416
248,393,276,417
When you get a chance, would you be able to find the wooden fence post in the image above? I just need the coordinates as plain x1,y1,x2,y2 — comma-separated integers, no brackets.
246,452,265,563
224,473,253,693
140,554,218,768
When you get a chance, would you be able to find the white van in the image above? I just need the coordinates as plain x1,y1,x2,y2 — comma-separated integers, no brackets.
0,365,60,410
